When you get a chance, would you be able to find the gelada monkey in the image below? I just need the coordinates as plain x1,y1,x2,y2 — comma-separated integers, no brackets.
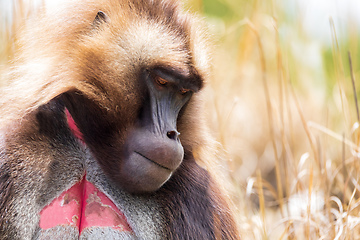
0,0,239,239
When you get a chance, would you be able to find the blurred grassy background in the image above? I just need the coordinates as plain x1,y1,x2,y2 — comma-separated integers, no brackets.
1,0,360,238
184,0,360,239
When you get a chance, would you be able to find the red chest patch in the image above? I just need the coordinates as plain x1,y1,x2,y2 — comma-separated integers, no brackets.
40,109,132,234
39,175,132,234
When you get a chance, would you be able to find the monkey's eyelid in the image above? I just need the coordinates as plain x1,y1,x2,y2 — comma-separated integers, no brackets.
150,69,198,92
155,77,168,86
179,88,190,94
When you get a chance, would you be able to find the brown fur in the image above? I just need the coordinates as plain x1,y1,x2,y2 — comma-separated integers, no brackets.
0,0,239,239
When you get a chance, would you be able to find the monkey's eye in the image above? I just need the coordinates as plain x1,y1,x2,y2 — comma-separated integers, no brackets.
155,76,168,86
180,88,190,95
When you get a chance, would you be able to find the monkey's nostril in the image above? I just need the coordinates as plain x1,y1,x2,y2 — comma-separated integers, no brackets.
167,130,179,140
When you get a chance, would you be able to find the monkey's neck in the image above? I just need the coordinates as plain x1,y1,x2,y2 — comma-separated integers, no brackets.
65,108,84,142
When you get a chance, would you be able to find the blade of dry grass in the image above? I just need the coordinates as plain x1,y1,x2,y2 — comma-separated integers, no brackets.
348,52,359,123
308,121,360,151
256,169,267,240
348,51,360,152
330,18,351,129
305,163,313,238
246,18,285,217
290,83,319,167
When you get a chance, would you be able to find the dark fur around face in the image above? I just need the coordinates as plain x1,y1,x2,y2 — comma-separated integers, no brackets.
0,0,239,239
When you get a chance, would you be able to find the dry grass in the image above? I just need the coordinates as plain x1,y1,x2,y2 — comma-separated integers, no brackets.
190,0,360,239
2,0,360,239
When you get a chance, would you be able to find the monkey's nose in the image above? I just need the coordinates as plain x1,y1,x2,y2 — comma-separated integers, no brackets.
166,130,180,141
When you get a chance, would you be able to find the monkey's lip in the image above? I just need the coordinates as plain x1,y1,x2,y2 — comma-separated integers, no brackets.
134,151,171,171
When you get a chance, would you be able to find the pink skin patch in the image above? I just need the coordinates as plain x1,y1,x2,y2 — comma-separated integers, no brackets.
39,179,84,229
80,180,131,232
39,109,132,234
65,108,84,142
39,176,132,234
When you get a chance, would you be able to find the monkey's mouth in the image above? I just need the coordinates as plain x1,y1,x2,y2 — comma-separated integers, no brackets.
134,151,171,171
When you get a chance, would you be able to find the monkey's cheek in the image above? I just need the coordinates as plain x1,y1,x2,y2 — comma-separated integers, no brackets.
119,153,173,193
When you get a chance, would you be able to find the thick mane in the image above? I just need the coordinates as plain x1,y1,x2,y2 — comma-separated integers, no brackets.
0,0,209,129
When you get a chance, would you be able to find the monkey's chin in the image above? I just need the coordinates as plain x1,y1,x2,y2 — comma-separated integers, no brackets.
118,151,174,193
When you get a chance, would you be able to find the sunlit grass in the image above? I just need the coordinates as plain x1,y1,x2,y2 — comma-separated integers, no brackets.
2,0,360,239
188,0,360,239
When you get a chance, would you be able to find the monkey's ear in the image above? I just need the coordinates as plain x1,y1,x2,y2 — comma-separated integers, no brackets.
92,11,109,27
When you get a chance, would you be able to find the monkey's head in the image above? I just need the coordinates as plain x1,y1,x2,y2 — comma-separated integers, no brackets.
58,1,209,193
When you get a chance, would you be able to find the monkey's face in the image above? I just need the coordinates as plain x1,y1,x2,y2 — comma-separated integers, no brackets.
61,10,205,194
118,68,200,193
63,65,201,193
